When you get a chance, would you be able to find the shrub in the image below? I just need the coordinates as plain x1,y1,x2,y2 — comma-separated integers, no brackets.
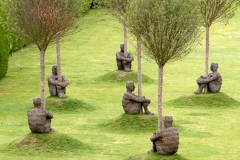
91,0,106,8
75,0,92,17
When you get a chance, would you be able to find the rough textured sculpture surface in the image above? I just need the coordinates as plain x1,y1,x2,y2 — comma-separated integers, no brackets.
148,116,179,155
27,97,54,133
48,65,69,98
122,81,153,115
116,44,134,72
195,62,222,94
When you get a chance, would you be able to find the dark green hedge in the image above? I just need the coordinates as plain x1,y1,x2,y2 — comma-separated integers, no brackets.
0,26,9,80
0,1,9,80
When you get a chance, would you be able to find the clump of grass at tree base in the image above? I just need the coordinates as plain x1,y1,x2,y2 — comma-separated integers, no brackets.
9,132,94,155
100,113,158,134
96,70,155,84
165,92,240,108
125,153,189,160
46,97,96,113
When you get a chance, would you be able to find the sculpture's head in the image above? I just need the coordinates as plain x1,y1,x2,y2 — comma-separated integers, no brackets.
164,116,173,128
210,62,218,72
52,65,58,75
126,81,135,92
120,44,124,52
33,97,41,109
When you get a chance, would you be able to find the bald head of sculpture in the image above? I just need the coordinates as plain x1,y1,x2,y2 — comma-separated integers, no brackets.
33,97,41,109
210,62,218,72
126,81,135,92
52,65,58,75
164,116,173,128
120,44,124,52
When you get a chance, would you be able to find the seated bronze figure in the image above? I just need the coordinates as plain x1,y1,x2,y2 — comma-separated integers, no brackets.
195,62,222,94
148,116,179,155
27,97,54,133
122,81,153,115
48,65,69,98
116,44,134,72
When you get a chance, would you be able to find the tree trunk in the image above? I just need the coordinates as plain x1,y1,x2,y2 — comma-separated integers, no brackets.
137,37,143,113
158,65,163,132
205,26,210,92
56,33,62,82
40,50,46,110
123,20,128,57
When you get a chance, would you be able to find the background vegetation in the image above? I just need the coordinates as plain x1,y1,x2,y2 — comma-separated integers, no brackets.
0,25,8,80
0,0,30,53
0,2,9,80
0,8,240,160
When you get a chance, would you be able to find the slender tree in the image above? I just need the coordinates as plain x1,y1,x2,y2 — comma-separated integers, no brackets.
56,34,63,82
136,38,142,97
108,0,128,56
109,0,145,113
54,0,77,83
6,0,76,109
198,0,239,81
126,3,146,112
128,0,202,131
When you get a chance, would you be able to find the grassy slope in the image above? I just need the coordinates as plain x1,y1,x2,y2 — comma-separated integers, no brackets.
1,8,240,160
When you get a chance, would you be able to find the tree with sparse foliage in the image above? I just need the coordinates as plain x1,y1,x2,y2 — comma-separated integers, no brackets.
128,0,202,132
108,0,129,56
54,0,78,84
126,2,145,111
109,0,146,112
198,0,239,82
6,0,76,109
109,0,149,113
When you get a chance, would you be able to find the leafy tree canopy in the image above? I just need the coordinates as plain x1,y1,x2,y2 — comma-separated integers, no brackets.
128,0,202,66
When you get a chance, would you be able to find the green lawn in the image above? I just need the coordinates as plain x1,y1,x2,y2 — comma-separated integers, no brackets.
1,8,240,160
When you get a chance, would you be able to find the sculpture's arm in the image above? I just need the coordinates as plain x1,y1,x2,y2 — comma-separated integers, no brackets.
126,92,148,103
150,133,157,141
150,132,162,141
48,76,58,85
116,53,130,61
58,76,69,87
46,111,53,119
202,72,220,83
126,54,134,62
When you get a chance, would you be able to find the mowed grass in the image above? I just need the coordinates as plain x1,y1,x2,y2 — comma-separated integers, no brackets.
1,8,240,160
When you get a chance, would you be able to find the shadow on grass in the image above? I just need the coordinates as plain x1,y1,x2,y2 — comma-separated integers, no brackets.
9,131,94,155
165,92,240,108
100,113,158,134
45,97,96,113
95,70,155,84
125,153,189,160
